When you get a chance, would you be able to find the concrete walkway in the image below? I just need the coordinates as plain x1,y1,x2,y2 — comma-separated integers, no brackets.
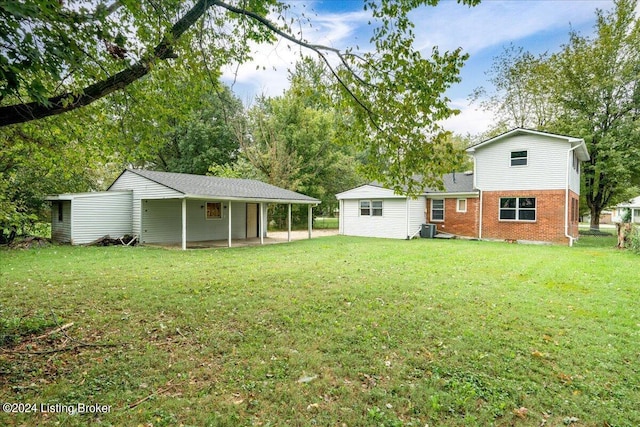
149,229,339,249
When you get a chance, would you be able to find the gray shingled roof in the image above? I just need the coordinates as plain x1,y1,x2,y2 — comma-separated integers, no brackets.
127,169,319,204
370,172,476,194
423,172,476,194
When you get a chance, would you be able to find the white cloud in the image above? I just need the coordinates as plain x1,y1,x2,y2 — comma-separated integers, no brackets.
441,99,494,136
221,7,369,100
412,1,613,54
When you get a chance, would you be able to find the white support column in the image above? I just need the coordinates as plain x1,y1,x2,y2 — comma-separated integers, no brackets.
287,203,292,242
259,202,264,245
228,201,232,248
308,205,313,239
181,198,187,250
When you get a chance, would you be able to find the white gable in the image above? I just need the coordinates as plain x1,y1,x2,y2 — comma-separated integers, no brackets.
336,184,407,200
471,132,583,192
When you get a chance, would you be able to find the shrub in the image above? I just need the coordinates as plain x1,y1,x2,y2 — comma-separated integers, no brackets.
627,225,640,254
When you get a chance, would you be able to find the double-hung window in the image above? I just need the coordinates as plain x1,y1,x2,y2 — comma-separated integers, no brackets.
431,199,444,221
499,197,536,221
360,200,383,216
510,150,528,167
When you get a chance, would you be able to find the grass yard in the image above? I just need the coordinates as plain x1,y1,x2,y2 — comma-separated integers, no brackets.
1,235,638,426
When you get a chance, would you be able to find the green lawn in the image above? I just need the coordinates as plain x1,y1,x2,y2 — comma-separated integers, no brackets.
1,236,638,426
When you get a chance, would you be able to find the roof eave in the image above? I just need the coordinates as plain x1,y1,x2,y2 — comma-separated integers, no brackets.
184,194,320,205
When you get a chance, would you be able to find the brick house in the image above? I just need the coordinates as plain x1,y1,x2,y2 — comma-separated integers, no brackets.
337,128,590,245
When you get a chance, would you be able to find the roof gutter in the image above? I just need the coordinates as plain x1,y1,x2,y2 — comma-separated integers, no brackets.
183,194,320,205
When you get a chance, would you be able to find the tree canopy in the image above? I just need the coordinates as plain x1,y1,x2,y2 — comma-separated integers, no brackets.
2,0,479,191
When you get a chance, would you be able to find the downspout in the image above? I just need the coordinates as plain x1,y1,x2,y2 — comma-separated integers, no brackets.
406,196,410,239
478,189,483,239
473,155,483,239
565,145,580,247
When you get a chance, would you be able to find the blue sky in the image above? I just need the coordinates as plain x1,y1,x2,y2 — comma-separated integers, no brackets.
221,0,620,135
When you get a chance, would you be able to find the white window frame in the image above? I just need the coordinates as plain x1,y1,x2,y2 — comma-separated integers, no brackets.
372,200,383,217
456,198,467,213
431,199,445,222
360,200,371,216
510,150,528,167
499,197,536,222
360,200,383,217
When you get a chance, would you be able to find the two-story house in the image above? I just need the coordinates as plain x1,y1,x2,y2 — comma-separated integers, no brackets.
337,128,590,245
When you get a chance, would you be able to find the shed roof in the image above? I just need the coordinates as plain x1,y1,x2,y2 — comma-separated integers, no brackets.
115,169,319,204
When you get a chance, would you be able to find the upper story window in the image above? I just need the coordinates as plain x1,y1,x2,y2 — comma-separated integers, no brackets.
510,150,528,167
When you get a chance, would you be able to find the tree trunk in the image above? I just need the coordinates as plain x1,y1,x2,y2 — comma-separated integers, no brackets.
589,204,601,232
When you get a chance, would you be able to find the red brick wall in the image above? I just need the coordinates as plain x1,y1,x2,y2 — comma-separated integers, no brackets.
481,190,575,244
426,197,479,238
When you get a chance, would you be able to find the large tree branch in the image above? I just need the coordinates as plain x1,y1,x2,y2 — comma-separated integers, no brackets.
212,0,382,130
0,0,215,127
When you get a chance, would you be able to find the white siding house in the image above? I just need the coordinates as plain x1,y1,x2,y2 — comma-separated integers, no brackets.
336,184,426,239
612,196,640,223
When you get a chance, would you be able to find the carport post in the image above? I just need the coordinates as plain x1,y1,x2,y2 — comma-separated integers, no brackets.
308,205,312,239
287,203,292,242
259,202,264,245
181,198,187,250
228,201,232,248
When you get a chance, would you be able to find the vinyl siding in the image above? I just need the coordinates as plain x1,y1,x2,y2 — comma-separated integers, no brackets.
51,201,71,243
474,134,570,191
141,199,250,244
109,170,182,236
141,199,182,243
408,197,426,237
71,192,133,244
341,198,409,239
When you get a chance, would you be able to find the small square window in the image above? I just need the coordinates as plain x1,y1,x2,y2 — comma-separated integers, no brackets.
206,202,222,219
456,198,467,213
510,150,528,166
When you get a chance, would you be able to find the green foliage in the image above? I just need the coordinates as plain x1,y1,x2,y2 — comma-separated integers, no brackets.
106,70,244,174
2,0,480,196
0,311,57,347
238,59,364,217
627,225,640,253
0,111,116,243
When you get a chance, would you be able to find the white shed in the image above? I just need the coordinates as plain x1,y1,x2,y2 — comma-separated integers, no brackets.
48,169,320,249
47,191,133,245
336,184,426,239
